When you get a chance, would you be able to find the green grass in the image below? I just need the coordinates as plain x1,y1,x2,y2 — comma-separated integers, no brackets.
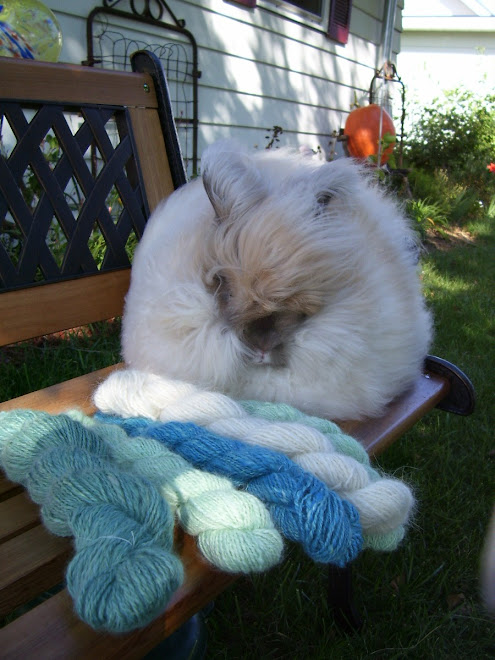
0,320,122,399
204,219,495,659
1,220,494,658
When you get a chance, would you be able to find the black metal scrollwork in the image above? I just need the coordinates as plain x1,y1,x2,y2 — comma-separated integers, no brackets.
102,0,185,26
86,0,198,173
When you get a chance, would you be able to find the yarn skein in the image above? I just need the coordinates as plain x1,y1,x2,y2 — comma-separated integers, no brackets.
239,400,370,464
0,409,184,633
68,410,284,573
95,413,364,567
238,400,414,550
93,369,414,549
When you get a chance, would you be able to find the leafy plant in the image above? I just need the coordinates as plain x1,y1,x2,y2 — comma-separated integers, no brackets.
368,131,397,168
404,88,495,219
265,125,284,149
486,194,495,219
406,197,449,239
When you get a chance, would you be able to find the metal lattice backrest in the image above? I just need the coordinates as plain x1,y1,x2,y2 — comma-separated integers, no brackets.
0,100,148,292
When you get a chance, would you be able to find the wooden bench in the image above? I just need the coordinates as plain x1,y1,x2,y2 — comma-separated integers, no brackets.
0,53,475,658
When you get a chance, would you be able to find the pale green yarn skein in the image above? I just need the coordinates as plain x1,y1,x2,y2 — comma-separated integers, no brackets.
69,410,284,573
0,409,184,633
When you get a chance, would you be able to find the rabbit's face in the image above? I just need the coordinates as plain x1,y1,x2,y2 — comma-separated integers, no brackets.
199,142,364,366
208,266,317,365
202,203,328,366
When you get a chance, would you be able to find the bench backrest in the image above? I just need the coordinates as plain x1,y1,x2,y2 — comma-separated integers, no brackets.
0,51,186,347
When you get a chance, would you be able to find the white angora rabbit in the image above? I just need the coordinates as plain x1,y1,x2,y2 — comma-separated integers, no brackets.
121,141,432,420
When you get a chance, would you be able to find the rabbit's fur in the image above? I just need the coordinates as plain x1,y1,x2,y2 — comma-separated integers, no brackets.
121,141,432,420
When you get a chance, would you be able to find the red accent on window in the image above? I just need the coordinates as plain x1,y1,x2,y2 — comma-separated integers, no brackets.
328,0,352,44
228,0,257,7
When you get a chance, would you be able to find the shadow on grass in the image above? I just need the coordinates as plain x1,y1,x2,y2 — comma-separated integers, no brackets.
0,319,122,401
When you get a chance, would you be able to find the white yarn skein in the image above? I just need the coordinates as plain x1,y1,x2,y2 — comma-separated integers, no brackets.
94,369,414,536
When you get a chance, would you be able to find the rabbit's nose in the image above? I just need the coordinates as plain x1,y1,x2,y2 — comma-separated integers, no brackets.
244,315,282,352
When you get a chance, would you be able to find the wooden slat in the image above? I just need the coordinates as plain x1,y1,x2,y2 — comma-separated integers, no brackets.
0,491,39,543
128,107,175,213
0,271,130,346
0,525,71,617
0,530,236,660
0,364,121,415
0,57,158,108
341,371,450,457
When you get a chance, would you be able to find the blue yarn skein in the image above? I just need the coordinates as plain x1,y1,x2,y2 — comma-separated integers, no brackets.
96,414,363,567
0,410,184,633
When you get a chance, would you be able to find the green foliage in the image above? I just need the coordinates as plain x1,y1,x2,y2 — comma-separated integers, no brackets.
23,133,61,208
0,320,121,399
404,89,495,221
406,197,449,239
486,194,495,219
406,167,482,230
369,131,397,168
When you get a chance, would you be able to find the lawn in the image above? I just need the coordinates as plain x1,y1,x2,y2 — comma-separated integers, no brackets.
205,219,495,659
0,218,493,658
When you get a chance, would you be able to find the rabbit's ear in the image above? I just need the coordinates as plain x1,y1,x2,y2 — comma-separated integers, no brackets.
202,141,268,222
203,172,224,219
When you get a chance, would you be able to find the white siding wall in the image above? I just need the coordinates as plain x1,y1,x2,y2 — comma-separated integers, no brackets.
398,30,495,106
44,0,403,163
397,1,495,123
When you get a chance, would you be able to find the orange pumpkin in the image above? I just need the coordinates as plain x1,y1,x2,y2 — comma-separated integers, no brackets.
344,104,396,164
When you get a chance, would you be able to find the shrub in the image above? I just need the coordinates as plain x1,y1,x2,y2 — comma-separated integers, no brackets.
404,88,495,221
407,168,481,226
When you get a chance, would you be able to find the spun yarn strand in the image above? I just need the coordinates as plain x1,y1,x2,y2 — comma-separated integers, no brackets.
68,409,284,573
239,400,370,464
95,414,363,567
93,369,414,548
0,409,184,633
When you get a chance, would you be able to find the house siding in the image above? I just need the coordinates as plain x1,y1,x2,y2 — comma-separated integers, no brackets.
398,30,495,105
43,0,403,164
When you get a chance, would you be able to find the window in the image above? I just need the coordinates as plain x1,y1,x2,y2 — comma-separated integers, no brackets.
228,0,353,45
284,0,323,17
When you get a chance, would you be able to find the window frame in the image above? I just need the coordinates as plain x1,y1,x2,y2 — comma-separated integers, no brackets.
227,0,352,44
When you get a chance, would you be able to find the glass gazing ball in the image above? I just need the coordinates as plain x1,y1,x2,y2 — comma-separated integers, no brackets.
0,0,62,62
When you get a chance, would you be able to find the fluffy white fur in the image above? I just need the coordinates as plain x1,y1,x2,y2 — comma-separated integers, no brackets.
121,141,432,420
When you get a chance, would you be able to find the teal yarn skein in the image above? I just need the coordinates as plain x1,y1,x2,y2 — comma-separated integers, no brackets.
69,410,284,573
0,409,184,633
96,414,364,567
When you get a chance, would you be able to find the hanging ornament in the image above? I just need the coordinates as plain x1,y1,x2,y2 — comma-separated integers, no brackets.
0,0,62,62
343,104,396,165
